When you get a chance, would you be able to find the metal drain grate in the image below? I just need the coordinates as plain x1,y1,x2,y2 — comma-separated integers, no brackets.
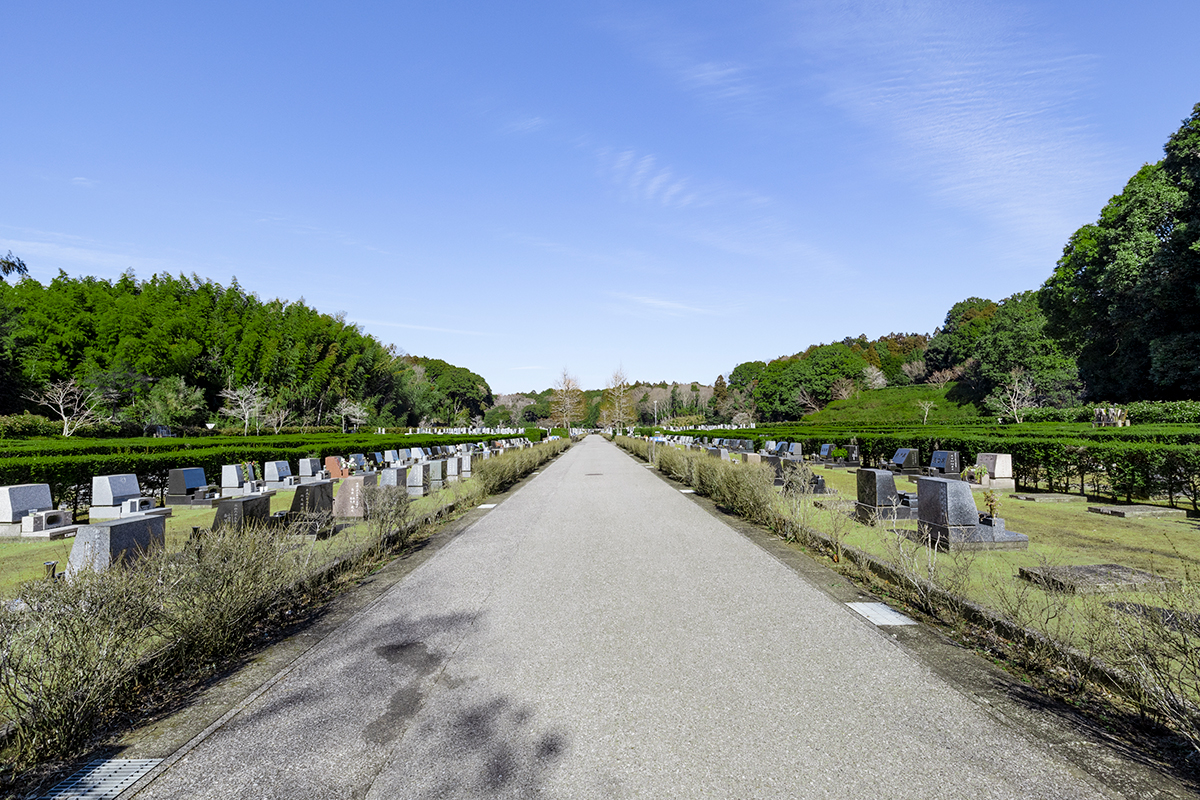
41,759,162,799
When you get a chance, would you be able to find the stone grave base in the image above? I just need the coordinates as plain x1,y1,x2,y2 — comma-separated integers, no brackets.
1020,563,1173,594
1087,505,1187,519
1106,602,1198,630
1009,493,1084,503
855,502,919,524
906,520,1029,551
0,521,80,540
165,494,220,508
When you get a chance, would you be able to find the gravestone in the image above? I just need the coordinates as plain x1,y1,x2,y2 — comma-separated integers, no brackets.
407,463,430,497
373,452,385,468
298,458,329,484
0,484,54,533
855,468,918,522
264,461,300,490
786,443,803,459
975,453,1015,491
428,459,446,492
819,444,835,459
889,448,920,474
446,457,460,483
460,453,472,477
90,474,164,520
288,480,334,534
349,454,368,471
212,494,273,531
379,467,408,488
333,473,377,518
925,451,961,478
67,514,166,575
166,468,217,507
844,444,861,466
384,450,400,465
221,464,249,497
916,476,1027,550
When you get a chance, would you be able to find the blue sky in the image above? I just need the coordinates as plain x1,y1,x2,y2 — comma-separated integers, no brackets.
2,1,1197,394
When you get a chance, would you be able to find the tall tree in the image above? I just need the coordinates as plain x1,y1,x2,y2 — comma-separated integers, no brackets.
1041,102,1200,400
924,298,998,373
550,368,583,431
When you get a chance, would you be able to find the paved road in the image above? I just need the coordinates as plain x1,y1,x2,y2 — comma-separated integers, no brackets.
134,436,1112,799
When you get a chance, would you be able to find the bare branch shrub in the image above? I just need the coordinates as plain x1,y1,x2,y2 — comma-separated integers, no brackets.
26,378,102,437
901,360,927,382
862,365,888,390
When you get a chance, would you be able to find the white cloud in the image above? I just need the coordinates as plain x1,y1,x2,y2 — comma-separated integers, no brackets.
610,292,718,318
502,116,548,133
791,0,1118,254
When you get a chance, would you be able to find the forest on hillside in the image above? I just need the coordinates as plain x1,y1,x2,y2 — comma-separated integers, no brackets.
0,270,491,431
713,103,1200,424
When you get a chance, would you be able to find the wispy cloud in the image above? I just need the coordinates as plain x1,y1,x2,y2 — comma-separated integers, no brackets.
609,292,719,318
595,146,697,208
0,231,170,277
791,0,1116,250
501,116,548,134
355,319,486,337
70,177,95,188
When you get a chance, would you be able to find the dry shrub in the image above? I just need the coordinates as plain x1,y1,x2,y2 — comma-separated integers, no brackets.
0,564,166,761
474,439,571,495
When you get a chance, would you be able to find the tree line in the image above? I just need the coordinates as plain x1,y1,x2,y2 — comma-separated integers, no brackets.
721,102,1200,422
0,271,493,431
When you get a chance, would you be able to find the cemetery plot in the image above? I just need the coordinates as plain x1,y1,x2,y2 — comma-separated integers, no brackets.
1019,564,1174,594
1087,505,1188,519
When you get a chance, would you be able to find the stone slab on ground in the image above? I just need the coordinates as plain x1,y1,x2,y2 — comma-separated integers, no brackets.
1010,493,1086,503
1087,505,1188,519
1019,563,1174,594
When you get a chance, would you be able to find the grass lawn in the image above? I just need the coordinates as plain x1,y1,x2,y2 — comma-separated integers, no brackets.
0,481,474,599
802,465,1200,643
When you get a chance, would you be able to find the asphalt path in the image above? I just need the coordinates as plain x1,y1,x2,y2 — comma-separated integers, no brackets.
133,435,1113,799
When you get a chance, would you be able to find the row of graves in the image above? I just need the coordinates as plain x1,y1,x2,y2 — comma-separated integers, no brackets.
854,447,1028,550
0,438,536,579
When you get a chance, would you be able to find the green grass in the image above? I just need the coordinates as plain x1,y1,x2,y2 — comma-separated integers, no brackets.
794,383,984,426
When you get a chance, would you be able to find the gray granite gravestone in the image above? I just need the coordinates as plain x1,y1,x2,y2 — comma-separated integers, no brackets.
379,467,408,488
212,494,272,531
67,514,166,575
445,457,460,483
975,453,1015,491
428,459,445,492
0,484,54,537
460,453,472,477
90,474,163,520
407,462,430,497
333,473,377,518
917,476,1027,550
264,461,300,490
166,468,217,507
855,468,918,522
289,479,333,518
